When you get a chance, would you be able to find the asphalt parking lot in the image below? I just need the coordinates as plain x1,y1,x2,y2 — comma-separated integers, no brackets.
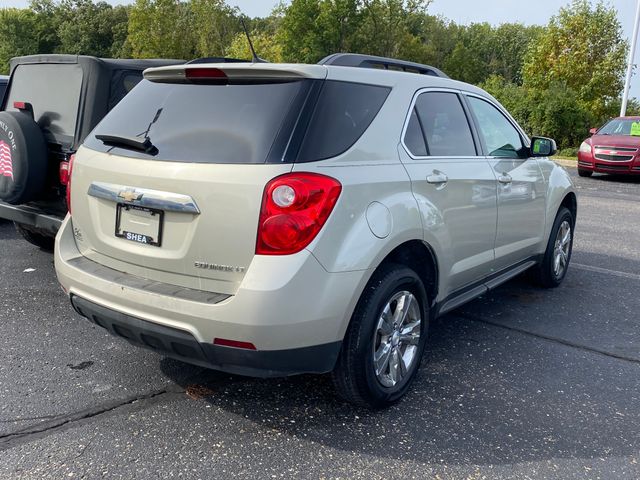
0,165,638,479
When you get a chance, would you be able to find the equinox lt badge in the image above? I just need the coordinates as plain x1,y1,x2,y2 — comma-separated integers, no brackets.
195,262,245,273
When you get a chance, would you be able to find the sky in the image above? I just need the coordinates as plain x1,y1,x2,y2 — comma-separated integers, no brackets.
4,0,640,97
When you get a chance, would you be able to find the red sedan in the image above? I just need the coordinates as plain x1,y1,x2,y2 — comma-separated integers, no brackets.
577,116,640,177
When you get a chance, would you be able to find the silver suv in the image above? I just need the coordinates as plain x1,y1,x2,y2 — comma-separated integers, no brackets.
55,54,576,408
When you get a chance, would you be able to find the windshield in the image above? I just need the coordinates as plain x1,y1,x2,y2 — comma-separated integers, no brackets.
597,118,640,136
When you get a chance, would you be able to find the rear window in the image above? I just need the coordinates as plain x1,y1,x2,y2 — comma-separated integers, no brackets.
84,78,390,164
5,64,83,144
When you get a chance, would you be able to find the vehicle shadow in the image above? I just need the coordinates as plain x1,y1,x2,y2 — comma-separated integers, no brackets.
160,278,640,466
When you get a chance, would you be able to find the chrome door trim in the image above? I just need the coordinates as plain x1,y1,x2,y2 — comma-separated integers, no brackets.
88,182,201,214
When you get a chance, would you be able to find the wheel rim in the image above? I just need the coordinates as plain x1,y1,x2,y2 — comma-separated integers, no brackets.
553,220,572,278
372,290,422,388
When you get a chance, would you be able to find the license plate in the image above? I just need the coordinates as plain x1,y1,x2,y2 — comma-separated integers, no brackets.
115,204,163,247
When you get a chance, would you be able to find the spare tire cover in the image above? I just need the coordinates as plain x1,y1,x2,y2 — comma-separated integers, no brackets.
0,111,47,205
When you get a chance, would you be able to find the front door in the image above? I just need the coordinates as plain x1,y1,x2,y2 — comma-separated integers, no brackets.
465,95,547,271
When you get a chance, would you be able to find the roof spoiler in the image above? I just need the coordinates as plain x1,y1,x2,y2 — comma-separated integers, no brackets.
319,53,449,79
144,64,326,83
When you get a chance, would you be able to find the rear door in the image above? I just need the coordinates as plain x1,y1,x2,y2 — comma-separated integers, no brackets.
399,89,498,294
464,94,547,271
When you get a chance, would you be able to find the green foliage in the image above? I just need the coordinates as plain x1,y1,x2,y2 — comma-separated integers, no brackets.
278,0,433,63
444,23,542,85
191,0,240,57
127,0,196,59
0,9,39,73
482,75,592,149
556,147,578,158
227,29,284,62
0,0,633,150
523,0,627,122
56,0,130,57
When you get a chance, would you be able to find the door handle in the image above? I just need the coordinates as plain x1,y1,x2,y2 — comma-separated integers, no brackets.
426,171,448,185
498,173,512,184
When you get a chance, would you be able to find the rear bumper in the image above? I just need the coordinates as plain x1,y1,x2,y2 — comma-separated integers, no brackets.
0,201,63,234
71,294,341,377
55,215,369,376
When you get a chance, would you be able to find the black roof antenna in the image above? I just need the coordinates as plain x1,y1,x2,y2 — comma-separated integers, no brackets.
241,18,267,63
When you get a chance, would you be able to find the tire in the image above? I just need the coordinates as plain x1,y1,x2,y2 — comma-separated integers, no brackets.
534,207,574,288
0,111,48,205
14,222,55,251
332,263,429,409
578,169,593,177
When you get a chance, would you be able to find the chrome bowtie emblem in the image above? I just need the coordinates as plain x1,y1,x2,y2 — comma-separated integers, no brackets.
118,189,143,202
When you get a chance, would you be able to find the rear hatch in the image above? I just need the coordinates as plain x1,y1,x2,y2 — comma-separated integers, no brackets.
72,64,325,295
70,63,390,296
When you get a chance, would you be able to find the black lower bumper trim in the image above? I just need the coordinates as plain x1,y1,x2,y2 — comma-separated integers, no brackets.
70,295,342,378
0,202,63,234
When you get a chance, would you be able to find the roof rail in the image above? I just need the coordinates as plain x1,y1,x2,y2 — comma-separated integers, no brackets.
318,53,448,79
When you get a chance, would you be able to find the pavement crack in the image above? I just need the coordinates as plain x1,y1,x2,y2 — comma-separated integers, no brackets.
0,388,180,452
0,413,64,424
457,312,640,365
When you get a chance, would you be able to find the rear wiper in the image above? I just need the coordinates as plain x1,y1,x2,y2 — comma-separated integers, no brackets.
95,134,158,155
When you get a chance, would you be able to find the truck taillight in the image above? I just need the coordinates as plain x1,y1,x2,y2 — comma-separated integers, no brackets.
256,173,341,255
65,154,75,214
59,161,70,186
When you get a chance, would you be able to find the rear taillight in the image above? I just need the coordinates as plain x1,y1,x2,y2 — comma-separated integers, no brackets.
59,161,70,185
256,173,342,255
65,154,75,214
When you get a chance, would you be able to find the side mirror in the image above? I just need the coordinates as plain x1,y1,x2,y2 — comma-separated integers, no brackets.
530,136,557,157
589,127,598,135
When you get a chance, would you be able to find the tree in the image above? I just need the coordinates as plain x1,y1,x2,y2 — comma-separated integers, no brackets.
190,0,240,57
482,74,591,149
278,0,356,63
0,9,39,73
28,0,63,55
56,0,130,58
523,0,627,121
444,23,542,85
278,0,432,63
399,13,458,70
227,29,284,62
353,0,431,58
127,0,196,59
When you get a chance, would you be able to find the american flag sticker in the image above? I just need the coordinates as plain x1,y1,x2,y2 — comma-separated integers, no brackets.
0,140,13,181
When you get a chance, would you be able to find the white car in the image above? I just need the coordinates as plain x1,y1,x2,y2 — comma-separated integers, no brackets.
55,54,576,408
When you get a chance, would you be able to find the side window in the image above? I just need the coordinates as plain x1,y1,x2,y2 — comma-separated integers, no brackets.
297,81,390,162
467,96,524,158
404,109,428,156
412,92,476,157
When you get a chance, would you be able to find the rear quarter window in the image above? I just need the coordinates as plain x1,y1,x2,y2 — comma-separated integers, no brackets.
296,81,390,162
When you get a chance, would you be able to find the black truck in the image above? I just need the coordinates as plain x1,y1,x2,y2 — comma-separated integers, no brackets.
0,55,183,249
